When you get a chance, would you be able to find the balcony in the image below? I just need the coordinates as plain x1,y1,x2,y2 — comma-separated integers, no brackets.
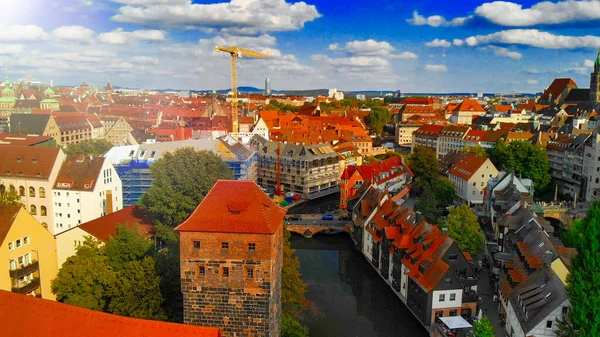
9,261,39,279
12,278,40,295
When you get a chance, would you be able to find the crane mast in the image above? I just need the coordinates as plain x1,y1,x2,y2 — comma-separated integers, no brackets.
214,45,268,138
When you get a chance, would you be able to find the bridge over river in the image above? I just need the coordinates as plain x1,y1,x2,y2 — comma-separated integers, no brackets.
285,214,351,238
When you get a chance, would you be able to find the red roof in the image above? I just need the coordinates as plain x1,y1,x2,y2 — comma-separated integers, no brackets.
454,99,486,113
77,205,153,242
448,152,491,180
0,290,221,337
414,124,445,137
175,181,286,234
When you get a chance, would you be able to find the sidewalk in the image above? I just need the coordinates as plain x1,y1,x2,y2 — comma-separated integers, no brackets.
477,265,506,337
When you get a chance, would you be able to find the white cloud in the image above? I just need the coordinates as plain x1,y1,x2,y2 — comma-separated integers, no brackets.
425,64,448,72
0,25,48,41
0,44,24,55
329,39,418,59
111,0,321,35
52,26,95,42
425,39,451,47
489,46,522,59
312,55,390,72
462,29,600,49
475,0,600,27
199,34,277,49
527,79,539,85
453,39,465,47
407,11,471,27
584,59,595,68
98,28,166,44
131,56,159,64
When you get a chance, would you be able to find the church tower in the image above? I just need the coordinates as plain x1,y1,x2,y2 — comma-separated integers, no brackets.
590,47,600,103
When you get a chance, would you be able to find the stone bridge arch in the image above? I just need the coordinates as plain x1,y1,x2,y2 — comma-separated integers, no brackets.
286,224,351,238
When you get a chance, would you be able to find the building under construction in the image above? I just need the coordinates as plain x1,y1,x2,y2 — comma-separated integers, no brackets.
249,135,340,200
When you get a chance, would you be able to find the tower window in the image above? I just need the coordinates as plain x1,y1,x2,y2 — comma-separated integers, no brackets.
193,241,200,249
222,242,229,250
198,266,205,276
248,243,256,251
222,267,229,277
247,268,254,279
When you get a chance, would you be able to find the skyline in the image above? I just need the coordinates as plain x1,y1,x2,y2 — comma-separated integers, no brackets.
1,0,600,92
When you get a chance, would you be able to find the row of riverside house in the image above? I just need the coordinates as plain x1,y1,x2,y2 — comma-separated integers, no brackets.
347,184,479,331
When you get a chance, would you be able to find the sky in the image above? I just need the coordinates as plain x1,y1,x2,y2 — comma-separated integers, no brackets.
1,0,600,93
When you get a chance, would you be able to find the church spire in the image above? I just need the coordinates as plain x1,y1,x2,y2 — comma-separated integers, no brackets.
596,46,600,67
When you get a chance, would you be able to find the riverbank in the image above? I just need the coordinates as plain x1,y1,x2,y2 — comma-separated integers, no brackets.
290,233,429,337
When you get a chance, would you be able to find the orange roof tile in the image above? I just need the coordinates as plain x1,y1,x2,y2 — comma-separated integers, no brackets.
77,205,153,242
0,290,221,337
448,152,492,180
175,181,286,234
0,145,61,180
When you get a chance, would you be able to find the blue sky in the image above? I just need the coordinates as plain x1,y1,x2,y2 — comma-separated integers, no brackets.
1,0,600,93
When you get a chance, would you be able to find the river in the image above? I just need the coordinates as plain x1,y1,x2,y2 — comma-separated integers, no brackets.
290,233,429,337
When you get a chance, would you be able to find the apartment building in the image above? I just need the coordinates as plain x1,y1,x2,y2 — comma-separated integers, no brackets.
412,124,445,157
395,121,423,146
438,125,471,158
0,205,58,300
52,155,123,235
100,116,137,145
448,153,499,206
0,146,66,232
547,133,591,200
251,135,340,199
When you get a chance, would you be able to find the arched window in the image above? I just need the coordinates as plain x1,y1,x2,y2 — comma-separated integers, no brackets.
41,206,47,216
30,205,37,215
39,187,46,198
29,187,35,198
19,186,25,197
41,222,48,230
9,185,15,193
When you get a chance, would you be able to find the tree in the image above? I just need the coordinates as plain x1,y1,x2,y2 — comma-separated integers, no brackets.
415,187,442,225
366,107,391,135
64,139,114,156
105,224,153,271
565,201,600,336
431,177,455,207
488,140,551,192
51,237,116,311
0,188,23,206
473,317,494,337
445,204,484,257
281,225,309,337
461,145,487,157
139,148,233,228
556,315,579,337
407,146,439,185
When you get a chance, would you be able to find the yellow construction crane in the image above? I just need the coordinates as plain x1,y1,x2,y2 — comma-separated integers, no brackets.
215,45,269,137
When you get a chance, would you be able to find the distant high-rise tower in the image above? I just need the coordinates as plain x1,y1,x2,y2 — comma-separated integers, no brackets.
265,77,271,96
590,47,600,103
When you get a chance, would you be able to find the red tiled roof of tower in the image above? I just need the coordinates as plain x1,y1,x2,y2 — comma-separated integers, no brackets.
175,180,286,234
78,205,153,242
448,152,490,180
55,156,105,191
0,290,221,337
0,146,61,180
454,99,486,113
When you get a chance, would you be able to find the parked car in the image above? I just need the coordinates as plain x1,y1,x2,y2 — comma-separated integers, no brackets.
322,214,334,220
290,215,302,221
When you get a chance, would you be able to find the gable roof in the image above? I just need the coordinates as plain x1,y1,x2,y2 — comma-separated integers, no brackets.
0,205,22,246
540,78,577,101
9,114,52,135
76,205,153,241
449,152,493,180
175,180,286,234
0,290,221,337
0,146,62,180
54,156,106,191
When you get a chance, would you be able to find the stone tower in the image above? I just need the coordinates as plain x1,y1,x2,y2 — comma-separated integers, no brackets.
590,47,600,103
175,180,285,337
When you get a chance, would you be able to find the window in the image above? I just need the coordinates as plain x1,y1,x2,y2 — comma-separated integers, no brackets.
449,254,458,261
24,253,31,265
193,241,200,249
247,268,254,279
16,239,22,248
450,293,456,301
248,243,256,252
222,267,229,277
222,242,229,250
9,259,16,271
546,320,553,329
23,236,29,245
19,186,25,196
445,278,452,285
481,182,484,186
439,294,445,301
562,306,569,316
199,266,205,276
29,187,35,197
18,256,23,265
8,242,14,251
30,205,37,215
435,310,443,318
449,310,457,316
39,187,45,198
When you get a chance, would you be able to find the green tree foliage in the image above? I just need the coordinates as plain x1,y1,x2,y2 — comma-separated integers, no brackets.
264,99,300,112
431,177,455,207
366,107,392,135
565,201,600,336
445,204,484,257
64,139,114,156
139,148,233,228
0,188,23,206
561,219,582,248
154,237,183,322
489,140,551,191
556,315,578,337
415,186,443,225
52,227,166,320
281,225,309,337
473,317,494,337
51,237,116,311
408,146,439,184
461,145,488,157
